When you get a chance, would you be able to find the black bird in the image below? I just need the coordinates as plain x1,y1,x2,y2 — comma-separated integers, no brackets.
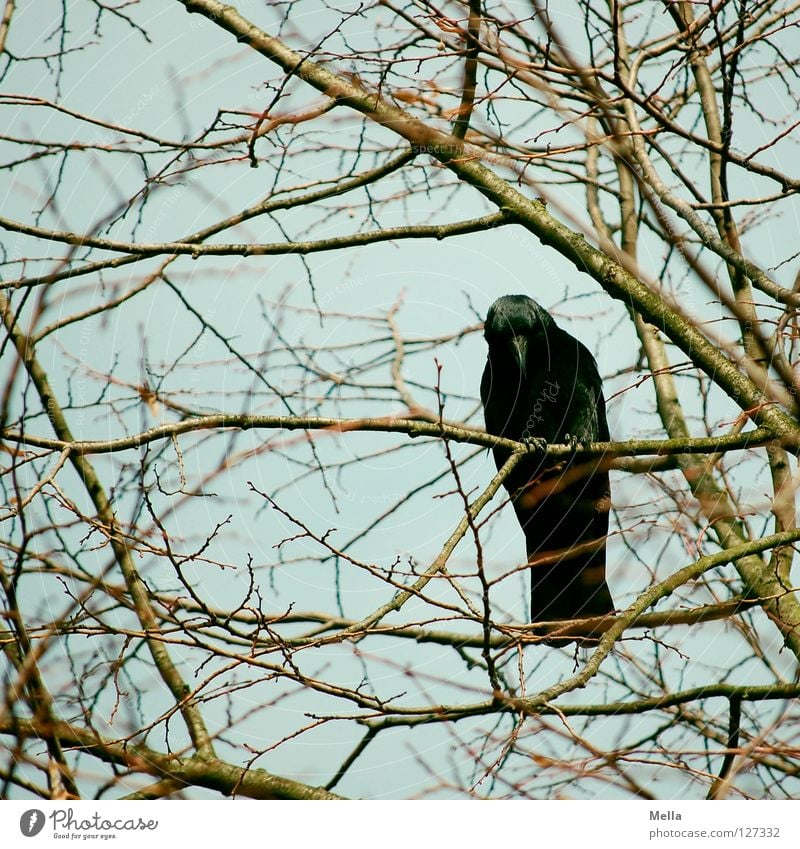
480,294,614,622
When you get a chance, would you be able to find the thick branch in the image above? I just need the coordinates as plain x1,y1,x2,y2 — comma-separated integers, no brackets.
0,717,343,800
0,213,509,260
1,415,778,459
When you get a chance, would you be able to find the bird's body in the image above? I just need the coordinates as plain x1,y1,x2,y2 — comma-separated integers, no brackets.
480,295,614,622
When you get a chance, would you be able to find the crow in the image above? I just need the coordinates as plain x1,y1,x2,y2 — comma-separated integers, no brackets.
480,294,614,622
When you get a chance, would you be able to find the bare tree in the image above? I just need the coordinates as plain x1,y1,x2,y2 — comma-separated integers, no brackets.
2,0,800,800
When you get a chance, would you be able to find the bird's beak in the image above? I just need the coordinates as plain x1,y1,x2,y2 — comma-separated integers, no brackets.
510,335,528,377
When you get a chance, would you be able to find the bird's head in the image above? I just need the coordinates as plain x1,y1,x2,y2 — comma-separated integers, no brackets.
483,295,554,376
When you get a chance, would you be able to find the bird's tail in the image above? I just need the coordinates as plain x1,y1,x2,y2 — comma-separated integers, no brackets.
527,538,614,622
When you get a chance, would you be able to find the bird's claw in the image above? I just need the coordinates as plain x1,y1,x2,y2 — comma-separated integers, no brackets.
521,435,547,453
563,432,589,450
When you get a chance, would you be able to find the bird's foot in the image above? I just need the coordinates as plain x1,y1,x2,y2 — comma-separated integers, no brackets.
563,432,590,451
521,435,547,453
